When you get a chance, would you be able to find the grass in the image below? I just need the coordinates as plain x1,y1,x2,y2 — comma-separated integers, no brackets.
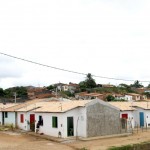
0,124,15,131
109,145,132,150
108,142,150,150
79,148,88,150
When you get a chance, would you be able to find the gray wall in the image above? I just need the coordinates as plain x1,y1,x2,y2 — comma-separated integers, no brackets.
86,101,121,137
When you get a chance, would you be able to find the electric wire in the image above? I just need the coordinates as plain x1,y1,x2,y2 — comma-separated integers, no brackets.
0,52,149,83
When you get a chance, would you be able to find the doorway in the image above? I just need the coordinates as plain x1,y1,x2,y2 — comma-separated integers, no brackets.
30,114,35,131
67,117,74,136
2,112,4,125
139,112,144,127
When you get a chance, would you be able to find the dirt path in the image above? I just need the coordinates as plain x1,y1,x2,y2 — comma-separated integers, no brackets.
68,130,150,150
0,132,73,150
1,130,150,150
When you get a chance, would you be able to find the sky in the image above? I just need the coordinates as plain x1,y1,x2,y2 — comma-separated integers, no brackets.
0,0,150,89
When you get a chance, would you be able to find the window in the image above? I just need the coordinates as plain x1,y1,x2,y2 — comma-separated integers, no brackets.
5,112,8,118
39,116,43,126
20,114,24,123
52,116,58,128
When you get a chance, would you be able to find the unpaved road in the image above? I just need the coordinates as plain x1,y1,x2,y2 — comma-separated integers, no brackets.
0,132,73,150
1,130,150,150
68,130,150,150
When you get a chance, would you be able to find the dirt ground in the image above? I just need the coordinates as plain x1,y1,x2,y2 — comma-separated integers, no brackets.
68,130,150,150
1,130,150,150
0,132,73,150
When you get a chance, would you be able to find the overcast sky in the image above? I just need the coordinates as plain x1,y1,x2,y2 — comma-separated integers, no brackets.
0,0,150,89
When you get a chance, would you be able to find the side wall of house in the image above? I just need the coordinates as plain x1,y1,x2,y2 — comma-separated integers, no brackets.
86,101,121,137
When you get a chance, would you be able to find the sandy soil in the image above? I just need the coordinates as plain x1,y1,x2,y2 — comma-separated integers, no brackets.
68,130,150,150
1,130,150,150
0,132,73,150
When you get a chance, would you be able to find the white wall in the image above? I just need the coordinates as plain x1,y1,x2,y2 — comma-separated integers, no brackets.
63,107,86,137
35,107,86,138
4,112,16,127
134,108,150,128
120,111,136,128
125,95,133,101
0,112,2,125
145,110,150,127
17,112,35,131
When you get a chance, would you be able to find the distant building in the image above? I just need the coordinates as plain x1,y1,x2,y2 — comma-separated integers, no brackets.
126,93,147,101
102,84,115,88
53,82,79,93
75,92,104,100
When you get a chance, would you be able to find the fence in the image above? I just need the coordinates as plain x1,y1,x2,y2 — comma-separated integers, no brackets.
120,119,149,134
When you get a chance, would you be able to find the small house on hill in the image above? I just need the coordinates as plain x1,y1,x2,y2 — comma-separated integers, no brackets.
75,92,104,100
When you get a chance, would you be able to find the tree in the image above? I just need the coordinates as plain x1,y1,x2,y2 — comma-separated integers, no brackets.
4,86,27,99
0,88,5,97
79,73,96,90
47,85,55,90
85,73,97,88
79,81,87,91
147,84,150,88
106,95,115,101
131,80,143,88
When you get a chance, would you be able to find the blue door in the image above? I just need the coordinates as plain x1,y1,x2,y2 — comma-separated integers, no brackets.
139,112,144,127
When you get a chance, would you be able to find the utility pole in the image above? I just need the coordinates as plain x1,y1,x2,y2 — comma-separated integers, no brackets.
56,87,58,98
14,92,17,103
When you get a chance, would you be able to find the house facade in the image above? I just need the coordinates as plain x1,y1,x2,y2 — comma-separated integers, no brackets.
34,100,121,138
17,111,36,131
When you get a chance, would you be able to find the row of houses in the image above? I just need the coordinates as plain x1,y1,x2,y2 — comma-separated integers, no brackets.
109,101,150,129
0,98,124,138
75,92,147,101
1,98,150,138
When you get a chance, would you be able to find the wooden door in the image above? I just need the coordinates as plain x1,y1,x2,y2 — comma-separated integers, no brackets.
30,114,35,131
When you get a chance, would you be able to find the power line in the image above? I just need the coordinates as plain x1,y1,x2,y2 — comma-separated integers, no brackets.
0,51,149,83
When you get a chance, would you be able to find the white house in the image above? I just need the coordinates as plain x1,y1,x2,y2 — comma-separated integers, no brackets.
0,103,17,126
2,99,46,127
109,102,136,129
109,101,150,129
133,102,150,128
125,95,133,101
126,93,141,101
34,99,122,138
